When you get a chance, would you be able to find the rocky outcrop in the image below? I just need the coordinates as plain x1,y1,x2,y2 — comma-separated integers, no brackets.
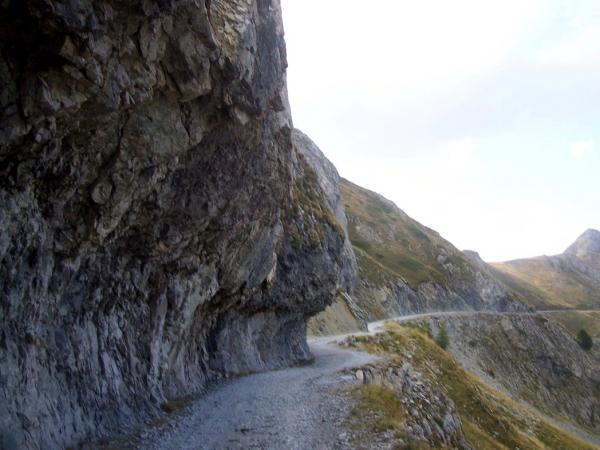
292,129,358,299
354,274,525,321
291,130,365,335
307,292,367,336
0,1,349,448
353,362,469,449
566,229,600,261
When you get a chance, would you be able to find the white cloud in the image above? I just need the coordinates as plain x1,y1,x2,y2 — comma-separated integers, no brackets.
282,0,600,261
538,25,600,66
283,0,546,104
569,140,595,159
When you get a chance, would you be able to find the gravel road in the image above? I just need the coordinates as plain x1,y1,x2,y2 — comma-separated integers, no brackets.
136,309,600,449
138,341,378,450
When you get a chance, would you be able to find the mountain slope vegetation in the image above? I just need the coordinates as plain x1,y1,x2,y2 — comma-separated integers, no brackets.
492,230,600,310
331,179,526,324
344,322,599,450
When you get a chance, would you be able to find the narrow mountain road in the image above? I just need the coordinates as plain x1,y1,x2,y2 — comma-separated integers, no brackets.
311,310,541,345
138,342,379,450
138,311,520,450
137,309,600,449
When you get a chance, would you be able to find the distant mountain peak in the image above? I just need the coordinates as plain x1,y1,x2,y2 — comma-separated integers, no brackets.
462,250,488,270
463,250,483,262
565,229,600,257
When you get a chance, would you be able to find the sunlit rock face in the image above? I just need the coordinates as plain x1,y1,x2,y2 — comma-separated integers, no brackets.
564,229,600,278
566,229,600,259
0,1,349,447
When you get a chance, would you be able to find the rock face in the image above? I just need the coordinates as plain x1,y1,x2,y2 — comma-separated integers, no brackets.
492,228,600,309
307,292,368,336
566,229,600,260
291,130,365,334
0,1,349,448
292,130,358,297
354,363,468,449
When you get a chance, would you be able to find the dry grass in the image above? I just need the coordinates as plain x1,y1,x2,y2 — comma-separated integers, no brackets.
351,323,599,450
307,295,362,336
341,179,474,289
492,257,600,309
352,384,406,433
543,311,600,339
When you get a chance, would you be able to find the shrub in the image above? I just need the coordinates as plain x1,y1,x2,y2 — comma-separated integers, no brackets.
577,329,593,351
436,325,449,350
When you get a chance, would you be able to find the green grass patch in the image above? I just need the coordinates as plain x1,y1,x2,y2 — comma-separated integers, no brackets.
407,223,429,241
341,179,451,288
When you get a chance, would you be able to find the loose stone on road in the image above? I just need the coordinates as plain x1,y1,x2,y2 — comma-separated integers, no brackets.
139,341,378,450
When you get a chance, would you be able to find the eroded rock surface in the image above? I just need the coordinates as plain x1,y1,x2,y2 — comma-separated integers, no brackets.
352,363,469,449
0,1,349,448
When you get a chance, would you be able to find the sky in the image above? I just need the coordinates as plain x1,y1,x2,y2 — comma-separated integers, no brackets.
281,0,600,262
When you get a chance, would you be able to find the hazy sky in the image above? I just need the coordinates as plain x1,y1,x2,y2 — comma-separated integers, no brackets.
281,0,600,262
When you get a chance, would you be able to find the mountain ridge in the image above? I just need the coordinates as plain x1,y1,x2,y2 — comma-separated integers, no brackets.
492,229,600,310
309,170,599,334
306,176,529,335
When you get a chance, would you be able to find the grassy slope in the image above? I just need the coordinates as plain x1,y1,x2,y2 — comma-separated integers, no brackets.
349,323,598,450
543,311,600,339
341,179,473,289
491,257,600,309
342,177,600,314
488,264,555,309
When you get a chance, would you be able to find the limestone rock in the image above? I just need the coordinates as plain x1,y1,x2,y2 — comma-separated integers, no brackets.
0,1,348,448
565,229,600,259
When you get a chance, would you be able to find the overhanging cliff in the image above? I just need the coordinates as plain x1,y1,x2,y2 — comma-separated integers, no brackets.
0,1,350,448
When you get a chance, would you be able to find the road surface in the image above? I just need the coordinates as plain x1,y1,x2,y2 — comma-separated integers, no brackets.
134,309,600,449
137,341,378,450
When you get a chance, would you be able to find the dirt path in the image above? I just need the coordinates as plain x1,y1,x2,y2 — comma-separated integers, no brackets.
138,342,378,450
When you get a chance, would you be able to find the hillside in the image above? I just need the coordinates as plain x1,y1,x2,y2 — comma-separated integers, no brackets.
343,322,600,449
542,310,600,340
310,177,600,337
423,314,600,435
334,179,526,323
492,229,600,309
